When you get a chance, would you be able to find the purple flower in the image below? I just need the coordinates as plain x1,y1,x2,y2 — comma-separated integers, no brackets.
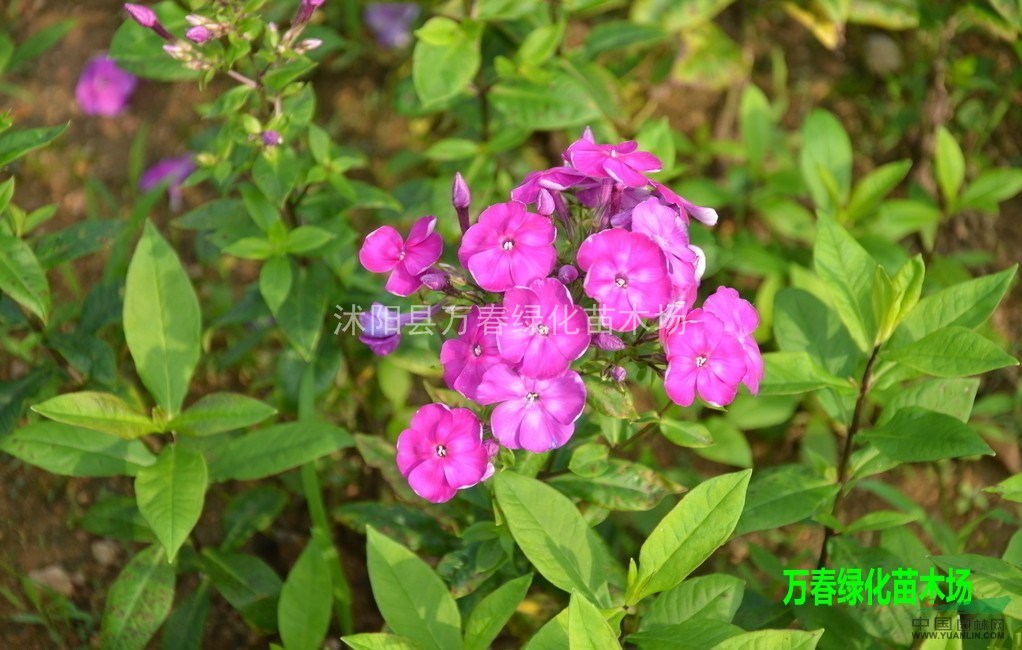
294,0,328,28
577,228,672,332
564,138,662,188
476,365,586,453
497,278,590,380
396,404,492,503
629,197,700,306
651,181,719,226
357,303,403,356
359,216,443,297
510,167,590,204
663,309,748,408
364,3,421,49
452,172,471,210
557,264,579,284
261,130,283,146
124,3,174,40
458,201,556,293
440,306,504,400
140,155,196,211
186,25,212,43
702,286,763,394
75,55,137,117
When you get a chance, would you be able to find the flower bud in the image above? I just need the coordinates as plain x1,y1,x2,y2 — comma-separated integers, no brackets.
124,3,157,27
420,271,448,291
295,38,323,54
451,172,471,210
261,130,283,147
594,332,625,351
603,365,627,383
186,25,212,43
557,264,578,284
536,188,555,216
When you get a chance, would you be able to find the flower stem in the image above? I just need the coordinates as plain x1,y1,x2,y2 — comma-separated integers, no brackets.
817,345,880,568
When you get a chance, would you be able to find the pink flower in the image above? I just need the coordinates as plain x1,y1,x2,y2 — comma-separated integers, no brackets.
497,278,590,379
395,404,492,503
564,138,662,188
75,55,137,117
577,228,672,331
510,167,590,204
458,201,556,292
629,198,701,306
651,181,719,226
140,155,196,211
359,216,443,297
440,306,504,400
663,310,747,407
702,286,764,393
476,365,586,452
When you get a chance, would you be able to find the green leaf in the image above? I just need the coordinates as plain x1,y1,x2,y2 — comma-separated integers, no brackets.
934,126,965,206
584,378,639,420
800,110,852,215
739,85,772,174
550,458,681,511
692,418,753,469
626,470,751,605
208,421,353,482
285,226,335,255
260,256,292,314
0,235,50,322
0,122,67,167
367,527,462,650
636,117,676,172
412,18,482,107
423,138,479,162
0,421,155,477
958,168,1022,212
253,148,299,206
223,237,275,260
168,393,277,437
161,580,210,650
882,326,1018,377
124,222,201,417
627,618,742,649
671,23,747,90
813,216,878,351
100,545,176,650
135,445,207,563
523,609,569,650
201,549,281,630
757,352,853,395
279,539,332,650
489,71,604,131
640,574,745,629
8,19,75,70
848,0,919,29
276,264,330,361
985,474,1022,503
712,629,824,649
463,574,532,650
877,378,979,425
844,160,913,223
493,472,606,605
659,419,714,448
108,2,199,81
568,591,621,649
517,22,565,66
31,391,157,439
342,634,424,650
860,407,993,462
930,554,1022,620
773,288,860,376
844,510,918,534
82,496,154,542
631,0,737,31
892,265,1017,345
222,486,288,550
735,465,837,536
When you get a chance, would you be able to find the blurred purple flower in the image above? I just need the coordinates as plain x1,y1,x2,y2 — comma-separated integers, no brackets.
75,55,137,117
185,25,212,43
261,130,283,146
140,155,196,210
364,3,420,49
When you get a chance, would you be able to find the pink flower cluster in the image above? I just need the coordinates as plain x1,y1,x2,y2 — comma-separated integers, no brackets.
359,129,763,502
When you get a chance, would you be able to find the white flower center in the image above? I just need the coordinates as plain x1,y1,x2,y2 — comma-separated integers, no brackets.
435,444,448,458
472,344,482,357
502,239,515,251
536,324,549,336
525,392,539,403
695,355,708,367
610,149,619,158
615,276,627,288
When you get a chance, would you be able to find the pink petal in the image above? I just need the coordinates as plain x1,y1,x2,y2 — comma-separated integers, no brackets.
405,215,438,247
401,232,442,275
409,403,450,441
517,408,574,452
538,372,586,424
664,363,698,407
359,226,403,273
406,459,456,503
742,342,764,394
520,337,570,379
442,449,489,489
467,248,515,292
490,401,528,448
445,407,482,445
623,150,662,173
603,158,650,188
509,245,557,288
385,265,423,297
440,339,469,392
476,365,526,404
696,370,739,408
513,215,556,247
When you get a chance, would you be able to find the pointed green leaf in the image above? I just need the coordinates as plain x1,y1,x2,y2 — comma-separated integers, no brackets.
568,591,620,649
640,574,745,629
934,126,965,205
135,445,207,562
882,326,1018,377
276,263,329,361
800,110,852,215
124,221,201,417
0,122,67,166
412,18,482,107
0,234,50,322
861,407,993,462
735,465,837,536
711,628,824,650
0,421,155,477
259,256,292,314
161,580,211,650
463,574,533,650
208,421,353,482
168,393,277,437
342,634,424,650
627,470,751,605
367,527,462,650
201,549,282,630
100,545,175,650
813,217,878,351
279,539,332,650
32,391,157,439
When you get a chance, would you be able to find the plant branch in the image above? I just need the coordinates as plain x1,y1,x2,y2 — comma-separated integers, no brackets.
817,345,880,568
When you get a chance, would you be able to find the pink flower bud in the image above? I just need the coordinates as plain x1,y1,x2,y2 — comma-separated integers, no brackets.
296,38,322,53
451,172,471,210
420,271,448,291
124,3,157,27
594,332,625,351
557,264,578,284
536,188,555,216
603,365,627,383
186,25,212,43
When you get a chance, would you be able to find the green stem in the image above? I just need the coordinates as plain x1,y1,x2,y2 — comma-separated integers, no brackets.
298,361,354,634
